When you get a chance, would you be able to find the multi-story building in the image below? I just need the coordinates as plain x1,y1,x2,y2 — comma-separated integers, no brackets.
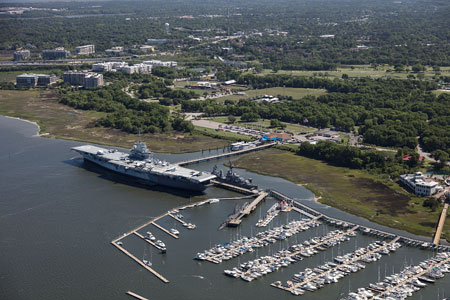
84,73,104,89
142,60,177,67
105,47,124,55
146,39,167,45
400,172,443,196
63,72,87,86
42,47,70,60
75,45,95,55
16,73,57,87
63,71,103,89
92,62,151,74
13,50,30,61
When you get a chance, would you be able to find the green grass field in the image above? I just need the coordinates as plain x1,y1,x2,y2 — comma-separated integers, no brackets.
210,116,315,134
256,65,450,81
0,90,230,153
233,148,450,241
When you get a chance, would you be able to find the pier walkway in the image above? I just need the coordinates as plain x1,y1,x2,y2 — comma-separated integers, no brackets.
126,291,150,300
211,180,257,195
133,232,165,251
433,203,449,245
112,242,169,283
228,191,268,226
175,142,276,166
273,236,400,293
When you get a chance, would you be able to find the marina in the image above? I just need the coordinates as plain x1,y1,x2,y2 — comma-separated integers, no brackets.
1,116,449,300
273,237,402,294
196,217,322,264
225,227,358,282
343,252,450,299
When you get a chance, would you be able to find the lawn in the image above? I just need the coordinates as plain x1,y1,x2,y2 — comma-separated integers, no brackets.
210,116,315,134
232,148,450,241
0,90,230,153
216,87,326,102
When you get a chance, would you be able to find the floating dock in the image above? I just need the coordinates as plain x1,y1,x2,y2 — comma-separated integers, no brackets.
175,142,276,166
126,291,150,300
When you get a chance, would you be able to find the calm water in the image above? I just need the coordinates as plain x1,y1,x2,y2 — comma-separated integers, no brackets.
0,116,448,300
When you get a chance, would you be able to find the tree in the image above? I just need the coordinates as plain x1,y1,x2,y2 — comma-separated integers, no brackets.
412,64,425,73
241,112,260,122
432,150,449,169
228,115,236,124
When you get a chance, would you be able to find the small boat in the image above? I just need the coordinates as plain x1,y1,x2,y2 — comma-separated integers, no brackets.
170,228,180,235
208,198,220,204
156,240,166,248
117,241,123,246
143,259,152,267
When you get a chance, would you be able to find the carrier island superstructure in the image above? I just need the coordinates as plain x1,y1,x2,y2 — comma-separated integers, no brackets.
72,140,216,192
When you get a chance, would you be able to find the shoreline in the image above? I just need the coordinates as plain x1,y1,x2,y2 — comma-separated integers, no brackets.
0,113,227,154
2,115,42,137
1,114,446,243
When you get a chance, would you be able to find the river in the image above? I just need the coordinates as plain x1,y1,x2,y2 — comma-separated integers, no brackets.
0,116,448,300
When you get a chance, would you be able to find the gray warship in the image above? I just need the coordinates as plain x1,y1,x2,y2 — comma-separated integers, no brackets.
72,140,216,192
212,164,258,190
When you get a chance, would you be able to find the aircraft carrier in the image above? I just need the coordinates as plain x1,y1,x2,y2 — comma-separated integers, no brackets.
72,140,216,192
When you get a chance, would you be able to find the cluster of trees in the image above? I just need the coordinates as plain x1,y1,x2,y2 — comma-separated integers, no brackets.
181,76,449,156
297,141,421,177
132,80,198,105
150,66,199,80
59,82,191,134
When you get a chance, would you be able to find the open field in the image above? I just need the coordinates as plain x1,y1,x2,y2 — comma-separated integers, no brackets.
257,65,450,80
0,90,230,153
232,148,450,241
210,116,315,133
215,87,327,102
